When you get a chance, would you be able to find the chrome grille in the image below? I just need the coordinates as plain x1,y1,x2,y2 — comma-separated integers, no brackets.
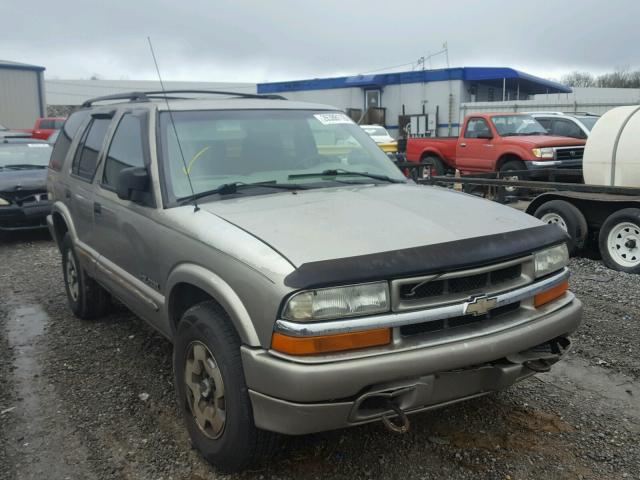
554,147,584,161
391,256,533,312
400,302,521,337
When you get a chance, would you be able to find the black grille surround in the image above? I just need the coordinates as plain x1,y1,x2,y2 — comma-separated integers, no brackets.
554,146,584,161
399,263,522,302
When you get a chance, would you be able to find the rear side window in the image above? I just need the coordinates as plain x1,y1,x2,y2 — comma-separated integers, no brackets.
49,111,90,171
552,119,585,139
102,114,146,187
72,118,111,181
536,117,552,132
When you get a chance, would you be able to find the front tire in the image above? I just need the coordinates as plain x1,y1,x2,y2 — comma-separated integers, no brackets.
173,301,277,473
499,159,527,198
598,208,640,273
61,233,111,319
534,200,588,255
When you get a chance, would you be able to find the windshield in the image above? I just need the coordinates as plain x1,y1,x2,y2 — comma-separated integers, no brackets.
0,144,52,168
491,115,547,136
158,109,406,204
362,126,389,137
576,116,599,131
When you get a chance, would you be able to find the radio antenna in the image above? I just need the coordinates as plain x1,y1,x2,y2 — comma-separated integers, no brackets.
147,36,199,212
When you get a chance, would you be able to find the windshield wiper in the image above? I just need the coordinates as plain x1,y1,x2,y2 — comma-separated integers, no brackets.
1,164,47,170
288,169,404,183
177,181,307,204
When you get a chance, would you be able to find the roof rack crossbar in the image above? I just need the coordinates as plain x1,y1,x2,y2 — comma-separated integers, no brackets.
81,89,285,107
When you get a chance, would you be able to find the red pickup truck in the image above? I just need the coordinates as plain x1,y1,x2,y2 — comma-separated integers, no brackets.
406,113,586,177
23,117,66,140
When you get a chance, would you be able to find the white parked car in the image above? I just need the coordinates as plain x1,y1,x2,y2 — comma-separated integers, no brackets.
360,125,397,154
528,112,599,139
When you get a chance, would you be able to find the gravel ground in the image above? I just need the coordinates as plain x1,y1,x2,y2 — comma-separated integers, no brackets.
1,233,639,480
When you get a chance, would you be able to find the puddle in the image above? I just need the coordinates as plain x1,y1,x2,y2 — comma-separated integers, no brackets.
541,356,640,422
3,299,97,480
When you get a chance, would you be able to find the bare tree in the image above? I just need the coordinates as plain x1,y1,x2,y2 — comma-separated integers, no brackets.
561,71,595,87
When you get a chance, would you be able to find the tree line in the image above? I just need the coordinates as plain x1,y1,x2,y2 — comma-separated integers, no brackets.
561,69,640,88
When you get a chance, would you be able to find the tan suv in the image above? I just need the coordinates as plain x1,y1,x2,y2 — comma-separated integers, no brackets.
47,90,582,472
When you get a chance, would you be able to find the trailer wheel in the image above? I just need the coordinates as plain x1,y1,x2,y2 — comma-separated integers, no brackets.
421,156,445,179
598,208,640,273
533,200,588,255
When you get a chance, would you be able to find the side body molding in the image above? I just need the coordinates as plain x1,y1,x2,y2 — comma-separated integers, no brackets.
165,263,261,346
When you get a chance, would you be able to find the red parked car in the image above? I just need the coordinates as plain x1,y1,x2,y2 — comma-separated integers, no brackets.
406,113,586,178
30,117,66,140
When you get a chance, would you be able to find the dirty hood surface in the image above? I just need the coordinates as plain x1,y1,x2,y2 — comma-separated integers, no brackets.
201,184,542,267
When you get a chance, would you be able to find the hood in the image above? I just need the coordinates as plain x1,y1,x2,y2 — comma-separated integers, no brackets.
503,135,586,148
201,184,542,266
0,168,47,195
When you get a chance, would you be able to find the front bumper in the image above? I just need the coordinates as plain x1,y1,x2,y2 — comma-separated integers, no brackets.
0,201,51,231
243,298,582,435
525,159,582,170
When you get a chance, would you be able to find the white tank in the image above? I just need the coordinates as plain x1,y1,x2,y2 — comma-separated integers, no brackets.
583,105,640,187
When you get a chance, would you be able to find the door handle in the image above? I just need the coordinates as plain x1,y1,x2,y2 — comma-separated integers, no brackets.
93,202,102,215
484,144,494,148
460,143,467,147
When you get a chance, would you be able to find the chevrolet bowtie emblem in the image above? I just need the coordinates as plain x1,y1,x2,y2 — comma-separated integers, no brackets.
463,294,498,316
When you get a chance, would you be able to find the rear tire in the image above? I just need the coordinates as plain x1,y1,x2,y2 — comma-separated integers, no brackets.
534,200,588,255
598,208,640,273
173,301,277,473
420,155,445,179
61,233,111,319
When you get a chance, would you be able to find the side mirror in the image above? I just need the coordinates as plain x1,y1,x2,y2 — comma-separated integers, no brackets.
116,167,150,201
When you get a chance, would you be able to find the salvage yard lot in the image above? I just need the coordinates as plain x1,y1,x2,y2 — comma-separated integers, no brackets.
1,233,639,480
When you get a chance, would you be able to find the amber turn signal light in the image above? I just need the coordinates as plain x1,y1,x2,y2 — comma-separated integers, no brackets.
534,280,569,308
272,328,391,356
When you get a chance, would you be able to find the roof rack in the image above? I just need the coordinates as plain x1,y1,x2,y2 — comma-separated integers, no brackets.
81,90,286,108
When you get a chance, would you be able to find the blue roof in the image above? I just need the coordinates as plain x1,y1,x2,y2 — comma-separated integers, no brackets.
258,67,571,95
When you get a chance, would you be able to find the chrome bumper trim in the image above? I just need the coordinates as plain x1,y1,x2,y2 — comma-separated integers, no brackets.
275,268,570,337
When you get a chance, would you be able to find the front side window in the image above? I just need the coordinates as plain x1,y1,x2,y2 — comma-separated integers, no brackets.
158,109,406,205
103,114,146,187
491,115,547,137
72,118,110,181
464,118,491,138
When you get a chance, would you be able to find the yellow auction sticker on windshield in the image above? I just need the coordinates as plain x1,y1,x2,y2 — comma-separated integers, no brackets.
314,113,354,125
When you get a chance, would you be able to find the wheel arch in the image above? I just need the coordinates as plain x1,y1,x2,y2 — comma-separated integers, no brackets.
50,203,77,250
496,153,524,171
166,263,260,346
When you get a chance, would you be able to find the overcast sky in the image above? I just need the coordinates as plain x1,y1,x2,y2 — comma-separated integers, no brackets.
2,0,638,84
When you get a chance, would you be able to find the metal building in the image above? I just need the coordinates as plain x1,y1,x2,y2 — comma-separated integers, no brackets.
258,67,571,137
0,60,46,129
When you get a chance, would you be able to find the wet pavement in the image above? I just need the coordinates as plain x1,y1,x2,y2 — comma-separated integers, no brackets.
1,233,639,480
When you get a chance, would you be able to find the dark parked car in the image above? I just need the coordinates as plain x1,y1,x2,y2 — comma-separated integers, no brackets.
0,138,53,232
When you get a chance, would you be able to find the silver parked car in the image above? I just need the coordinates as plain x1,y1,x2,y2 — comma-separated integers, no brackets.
47,91,582,472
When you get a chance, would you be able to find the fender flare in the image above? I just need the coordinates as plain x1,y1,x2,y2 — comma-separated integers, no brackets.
165,263,261,346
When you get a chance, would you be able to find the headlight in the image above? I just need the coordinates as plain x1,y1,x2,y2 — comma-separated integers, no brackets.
0,196,10,206
534,244,569,278
282,281,390,321
531,147,554,159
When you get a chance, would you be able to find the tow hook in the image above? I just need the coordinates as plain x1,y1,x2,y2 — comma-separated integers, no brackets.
381,399,410,434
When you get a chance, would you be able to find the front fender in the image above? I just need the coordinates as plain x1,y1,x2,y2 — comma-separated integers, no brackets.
165,263,261,346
